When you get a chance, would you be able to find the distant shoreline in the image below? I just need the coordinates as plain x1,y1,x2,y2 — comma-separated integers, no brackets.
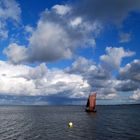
0,103,139,106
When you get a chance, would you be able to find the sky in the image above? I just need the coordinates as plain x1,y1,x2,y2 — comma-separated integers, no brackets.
0,0,140,105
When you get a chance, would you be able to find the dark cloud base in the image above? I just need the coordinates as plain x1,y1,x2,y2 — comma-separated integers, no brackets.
0,94,139,105
0,94,86,105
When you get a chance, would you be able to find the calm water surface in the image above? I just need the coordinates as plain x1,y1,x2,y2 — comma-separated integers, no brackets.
0,105,140,140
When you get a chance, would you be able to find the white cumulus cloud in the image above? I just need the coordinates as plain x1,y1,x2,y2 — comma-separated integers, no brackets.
100,47,135,71
0,60,90,98
0,0,21,39
3,43,28,64
3,3,101,64
52,4,71,15
130,89,140,100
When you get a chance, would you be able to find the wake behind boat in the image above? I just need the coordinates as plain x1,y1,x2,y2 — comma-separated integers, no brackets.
85,92,97,112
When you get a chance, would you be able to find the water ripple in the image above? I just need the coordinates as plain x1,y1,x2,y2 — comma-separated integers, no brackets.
0,105,139,140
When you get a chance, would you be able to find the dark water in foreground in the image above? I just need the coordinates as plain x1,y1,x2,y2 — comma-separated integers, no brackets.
0,105,140,140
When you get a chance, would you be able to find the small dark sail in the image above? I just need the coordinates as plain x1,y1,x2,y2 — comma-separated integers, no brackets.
86,98,89,107
86,92,96,112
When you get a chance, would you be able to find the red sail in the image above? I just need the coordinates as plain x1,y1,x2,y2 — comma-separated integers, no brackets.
89,92,96,111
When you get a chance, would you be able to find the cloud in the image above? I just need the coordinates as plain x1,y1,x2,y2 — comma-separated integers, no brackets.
115,80,139,92
0,60,35,95
100,47,135,71
119,59,140,82
2,1,140,63
65,56,140,101
1,1,140,104
3,43,28,64
65,56,109,79
24,25,33,33
27,63,47,80
65,57,118,99
0,0,21,39
0,56,120,101
0,0,21,21
4,4,101,64
28,20,73,62
52,4,71,16
115,59,140,93
73,0,140,24
65,57,94,74
70,17,82,26
0,56,140,103
97,92,118,100
130,89,140,100
0,60,90,98
0,94,86,105
119,32,131,43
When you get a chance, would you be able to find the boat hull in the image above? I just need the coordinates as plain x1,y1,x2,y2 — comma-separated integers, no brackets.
85,108,97,113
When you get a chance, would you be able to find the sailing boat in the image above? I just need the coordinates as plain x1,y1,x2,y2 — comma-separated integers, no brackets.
85,92,97,112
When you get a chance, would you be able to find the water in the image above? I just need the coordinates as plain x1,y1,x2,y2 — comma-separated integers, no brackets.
0,105,140,140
